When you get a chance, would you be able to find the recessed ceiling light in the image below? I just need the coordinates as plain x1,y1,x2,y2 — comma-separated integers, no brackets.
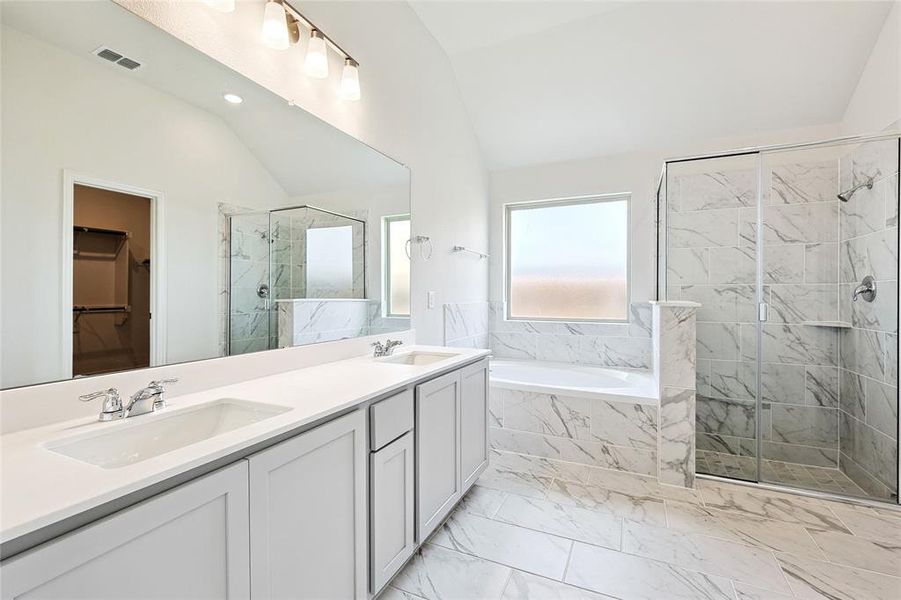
223,93,244,105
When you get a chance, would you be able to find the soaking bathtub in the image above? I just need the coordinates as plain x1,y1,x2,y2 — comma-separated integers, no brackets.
489,359,657,405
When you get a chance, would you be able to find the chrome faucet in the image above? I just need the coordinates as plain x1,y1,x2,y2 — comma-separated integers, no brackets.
125,379,178,418
852,275,876,303
372,339,403,357
79,379,177,422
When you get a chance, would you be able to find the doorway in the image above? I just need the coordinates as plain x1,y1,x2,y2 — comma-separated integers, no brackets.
71,184,151,377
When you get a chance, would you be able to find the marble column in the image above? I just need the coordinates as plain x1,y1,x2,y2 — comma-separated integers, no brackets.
652,301,700,488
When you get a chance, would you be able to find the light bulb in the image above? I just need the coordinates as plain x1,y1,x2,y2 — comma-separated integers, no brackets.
339,59,360,101
304,30,329,79
261,0,289,50
203,0,235,12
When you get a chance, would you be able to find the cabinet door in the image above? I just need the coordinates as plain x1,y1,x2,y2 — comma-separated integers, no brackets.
248,410,367,600
1,462,250,600
370,431,415,594
460,359,490,492
415,370,461,541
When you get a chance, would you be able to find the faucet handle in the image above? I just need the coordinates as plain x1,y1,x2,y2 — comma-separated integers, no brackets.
149,378,178,389
79,388,123,419
79,388,118,402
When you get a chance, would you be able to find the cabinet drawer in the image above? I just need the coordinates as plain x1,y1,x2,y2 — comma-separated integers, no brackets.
370,389,414,451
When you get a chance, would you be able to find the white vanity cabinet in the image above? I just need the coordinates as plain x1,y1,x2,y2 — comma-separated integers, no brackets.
415,358,489,541
248,409,367,600
369,431,415,593
0,462,250,600
460,359,490,491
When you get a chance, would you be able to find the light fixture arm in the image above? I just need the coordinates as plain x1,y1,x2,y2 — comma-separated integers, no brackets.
278,0,358,67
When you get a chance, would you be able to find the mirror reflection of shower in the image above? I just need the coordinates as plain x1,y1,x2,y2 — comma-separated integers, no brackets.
225,205,368,355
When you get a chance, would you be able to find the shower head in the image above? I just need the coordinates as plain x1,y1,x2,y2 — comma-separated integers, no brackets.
837,175,875,202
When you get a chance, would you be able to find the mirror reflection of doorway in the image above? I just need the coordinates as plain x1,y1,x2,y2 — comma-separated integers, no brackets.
72,184,151,376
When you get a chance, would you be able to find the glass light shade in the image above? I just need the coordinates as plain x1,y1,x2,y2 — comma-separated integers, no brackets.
261,0,289,50
339,60,361,101
203,0,235,12
304,31,329,79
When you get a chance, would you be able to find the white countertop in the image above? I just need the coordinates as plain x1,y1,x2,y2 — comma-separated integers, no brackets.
0,345,489,546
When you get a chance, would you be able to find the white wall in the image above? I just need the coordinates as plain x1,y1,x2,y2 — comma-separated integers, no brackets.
842,2,901,134
0,25,291,387
489,123,842,306
119,0,490,345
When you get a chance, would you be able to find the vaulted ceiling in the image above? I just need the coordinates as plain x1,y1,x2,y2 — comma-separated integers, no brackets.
410,1,894,170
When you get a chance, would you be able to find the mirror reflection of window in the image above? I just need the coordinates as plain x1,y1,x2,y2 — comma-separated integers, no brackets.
306,226,354,298
384,215,411,317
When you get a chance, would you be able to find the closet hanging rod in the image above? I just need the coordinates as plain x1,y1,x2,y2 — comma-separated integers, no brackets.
452,245,489,259
73,305,131,314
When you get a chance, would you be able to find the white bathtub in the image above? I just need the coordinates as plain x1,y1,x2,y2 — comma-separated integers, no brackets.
489,360,657,405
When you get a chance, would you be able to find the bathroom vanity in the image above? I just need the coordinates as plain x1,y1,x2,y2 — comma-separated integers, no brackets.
0,348,490,599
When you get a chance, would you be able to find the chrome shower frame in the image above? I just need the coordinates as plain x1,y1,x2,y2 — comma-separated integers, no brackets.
655,129,901,508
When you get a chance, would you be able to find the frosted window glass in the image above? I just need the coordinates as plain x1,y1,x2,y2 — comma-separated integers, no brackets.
508,198,628,321
386,217,410,316
306,226,353,297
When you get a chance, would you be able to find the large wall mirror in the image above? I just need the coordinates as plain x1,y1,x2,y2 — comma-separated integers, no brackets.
0,0,411,390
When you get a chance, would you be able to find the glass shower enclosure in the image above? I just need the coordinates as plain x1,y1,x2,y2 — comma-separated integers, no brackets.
658,132,900,503
226,206,365,356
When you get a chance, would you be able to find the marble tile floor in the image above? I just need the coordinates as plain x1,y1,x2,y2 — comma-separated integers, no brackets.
385,455,901,600
697,450,872,498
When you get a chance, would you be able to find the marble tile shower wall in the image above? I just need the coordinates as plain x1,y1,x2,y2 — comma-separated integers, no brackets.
487,302,654,369
666,159,847,472
837,139,899,499
221,207,274,355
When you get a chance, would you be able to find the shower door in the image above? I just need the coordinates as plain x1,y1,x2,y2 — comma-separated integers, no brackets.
664,153,761,483
759,138,899,500
661,133,900,502
227,212,273,355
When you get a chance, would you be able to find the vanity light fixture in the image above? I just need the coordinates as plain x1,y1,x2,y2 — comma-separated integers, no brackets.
304,30,329,78
339,58,361,101
202,0,235,12
261,0,291,50
207,0,362,100
223,93,244,104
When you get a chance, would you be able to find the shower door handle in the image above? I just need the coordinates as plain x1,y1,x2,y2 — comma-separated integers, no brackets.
758,303,768,322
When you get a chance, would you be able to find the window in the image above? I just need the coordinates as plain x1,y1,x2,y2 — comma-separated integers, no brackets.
506,195,629,321
306,226,353,298
384,214,410,317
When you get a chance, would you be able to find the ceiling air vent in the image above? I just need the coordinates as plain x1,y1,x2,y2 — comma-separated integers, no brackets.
92,47,142,71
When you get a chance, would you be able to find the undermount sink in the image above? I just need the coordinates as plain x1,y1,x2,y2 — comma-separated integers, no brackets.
378,351,457,366
45,399,290,469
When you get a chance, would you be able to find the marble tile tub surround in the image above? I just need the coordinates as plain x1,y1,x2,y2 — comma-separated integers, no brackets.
666,155,850,474
837,138,899,500
487,301,653,368
390,462,901,600
653,301,699,488
443,301,490,349
277,298,371,347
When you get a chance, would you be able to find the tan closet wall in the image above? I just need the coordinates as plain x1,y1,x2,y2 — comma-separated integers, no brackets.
73,185,151,376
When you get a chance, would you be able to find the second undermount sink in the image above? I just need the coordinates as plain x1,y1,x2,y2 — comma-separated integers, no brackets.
45,399,290,469
378,351,457,366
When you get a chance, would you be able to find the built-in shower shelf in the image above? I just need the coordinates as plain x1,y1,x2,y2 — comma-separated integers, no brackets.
803,321,852,329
